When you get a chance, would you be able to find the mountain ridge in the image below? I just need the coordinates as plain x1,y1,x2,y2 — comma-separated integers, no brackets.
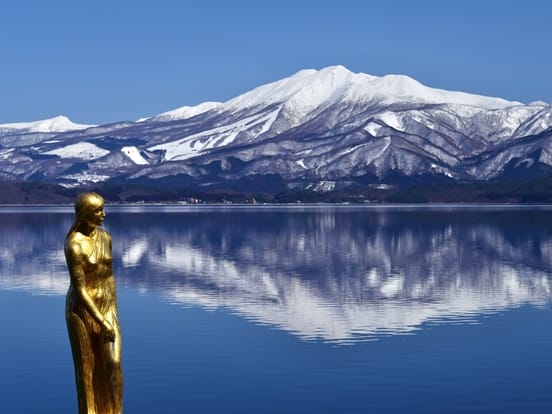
1,65,552,196
0,115,95,133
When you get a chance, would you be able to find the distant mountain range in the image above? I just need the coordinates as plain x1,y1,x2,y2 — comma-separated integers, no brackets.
1,65,552,199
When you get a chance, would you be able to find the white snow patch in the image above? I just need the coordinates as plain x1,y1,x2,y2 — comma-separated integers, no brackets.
296,159,308,169
45,142,110,160
377,112,403,131
364,122,382,136
430,163,454,178
121,146,149,165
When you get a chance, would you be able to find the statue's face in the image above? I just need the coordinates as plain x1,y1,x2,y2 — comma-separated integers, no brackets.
82,196,106,227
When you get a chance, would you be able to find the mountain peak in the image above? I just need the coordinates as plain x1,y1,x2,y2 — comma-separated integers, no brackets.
0,115,95,133
224,65,519,113
225,65,356,111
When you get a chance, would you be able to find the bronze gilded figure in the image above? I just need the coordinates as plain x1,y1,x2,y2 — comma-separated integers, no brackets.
65,192,123,414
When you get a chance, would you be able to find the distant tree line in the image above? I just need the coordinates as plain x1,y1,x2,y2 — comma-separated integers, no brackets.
2,175,552,204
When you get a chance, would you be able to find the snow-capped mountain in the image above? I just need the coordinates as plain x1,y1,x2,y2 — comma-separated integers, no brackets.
0,115,95,133
1,65,551,190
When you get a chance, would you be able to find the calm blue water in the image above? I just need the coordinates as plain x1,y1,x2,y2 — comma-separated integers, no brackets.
1,205,552,413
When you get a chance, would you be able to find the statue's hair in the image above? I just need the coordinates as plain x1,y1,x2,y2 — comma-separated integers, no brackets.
66,192,105,240
74,192,104,217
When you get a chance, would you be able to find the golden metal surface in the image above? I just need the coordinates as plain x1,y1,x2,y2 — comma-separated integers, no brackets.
65,193,123,414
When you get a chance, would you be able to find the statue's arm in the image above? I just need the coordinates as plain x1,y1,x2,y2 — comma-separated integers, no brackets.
66,241,116,341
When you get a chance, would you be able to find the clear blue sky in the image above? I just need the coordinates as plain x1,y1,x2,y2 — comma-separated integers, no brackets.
1,0,551,125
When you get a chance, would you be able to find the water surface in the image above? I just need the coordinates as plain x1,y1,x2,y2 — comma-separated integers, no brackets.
1,205,552,413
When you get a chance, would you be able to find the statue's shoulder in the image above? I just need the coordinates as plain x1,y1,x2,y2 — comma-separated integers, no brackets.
65,232,87,256
97,227,112,242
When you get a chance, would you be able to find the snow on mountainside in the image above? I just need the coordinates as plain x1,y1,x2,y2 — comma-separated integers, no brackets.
144,66,548,180
224,65,518,112
149,108,280,161
1,65,552,190
139,101,222,122
121,146,150,165
0,115,95,132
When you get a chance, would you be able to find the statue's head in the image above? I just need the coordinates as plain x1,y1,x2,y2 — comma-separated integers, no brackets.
74,192,105,225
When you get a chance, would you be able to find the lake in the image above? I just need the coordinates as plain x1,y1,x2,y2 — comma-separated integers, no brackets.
1,204,552,413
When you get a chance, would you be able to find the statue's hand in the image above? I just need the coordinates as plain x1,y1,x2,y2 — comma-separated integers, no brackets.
101,319,116,343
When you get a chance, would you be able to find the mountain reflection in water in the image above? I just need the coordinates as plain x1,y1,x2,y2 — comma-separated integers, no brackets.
1,206,551,344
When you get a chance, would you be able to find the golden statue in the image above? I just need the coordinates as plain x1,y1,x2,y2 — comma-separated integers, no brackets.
65,192,123,414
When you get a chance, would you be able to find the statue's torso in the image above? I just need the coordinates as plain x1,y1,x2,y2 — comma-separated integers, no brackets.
66,228,117,315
